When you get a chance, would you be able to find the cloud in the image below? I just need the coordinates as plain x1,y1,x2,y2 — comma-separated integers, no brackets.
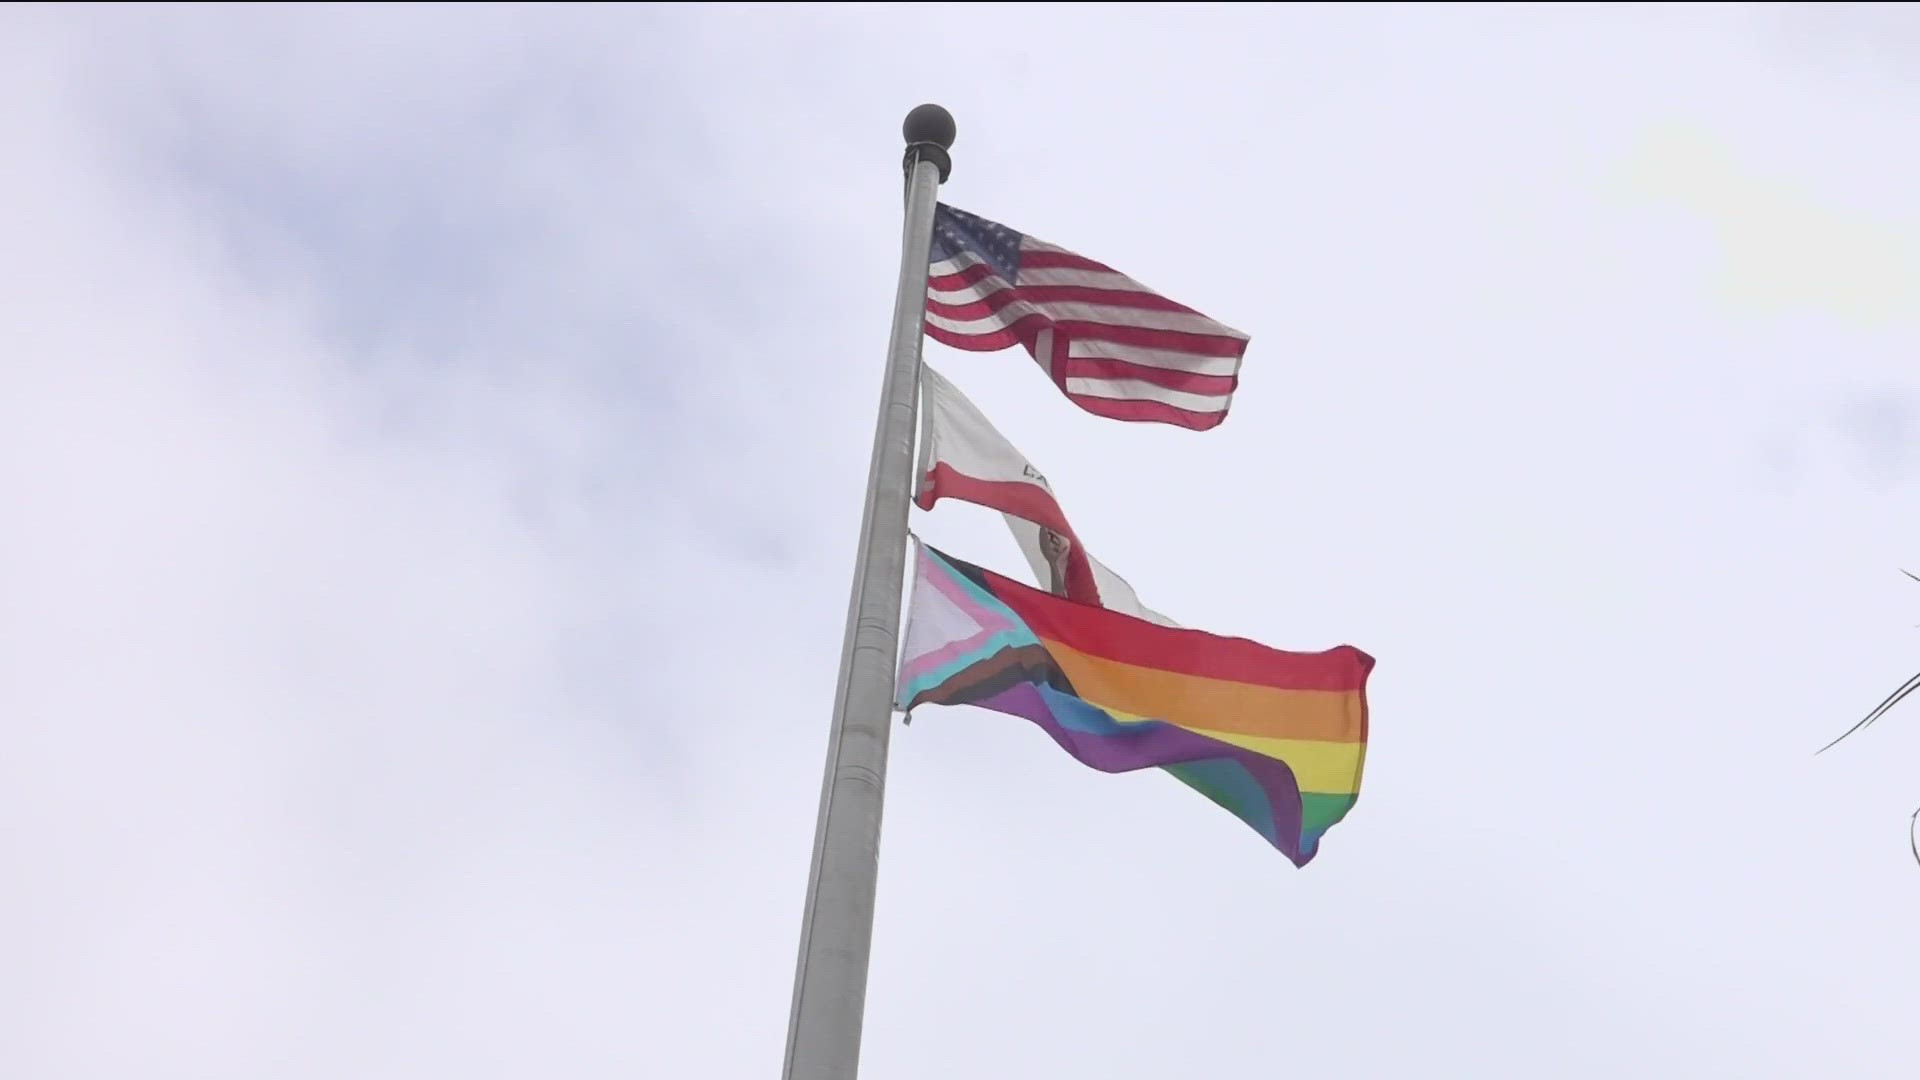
1828,391,1916,481
6,7,1920,1080
1615,122,1920,326
0,15,748,1078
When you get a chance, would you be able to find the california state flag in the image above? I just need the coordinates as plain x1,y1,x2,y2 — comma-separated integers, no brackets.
914,364,1176,627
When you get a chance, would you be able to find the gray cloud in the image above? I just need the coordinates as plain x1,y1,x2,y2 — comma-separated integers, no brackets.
1834,392,1915,469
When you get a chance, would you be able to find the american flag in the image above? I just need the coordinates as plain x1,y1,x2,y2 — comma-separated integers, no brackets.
922,203,1251,432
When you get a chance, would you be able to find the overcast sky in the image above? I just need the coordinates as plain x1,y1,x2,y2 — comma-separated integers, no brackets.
5,4,1919,1078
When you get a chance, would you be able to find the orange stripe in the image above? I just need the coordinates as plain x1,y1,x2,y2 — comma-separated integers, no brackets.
1041,637,1367,743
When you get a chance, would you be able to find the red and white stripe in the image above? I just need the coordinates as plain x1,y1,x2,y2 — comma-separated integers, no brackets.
923,239,1250,432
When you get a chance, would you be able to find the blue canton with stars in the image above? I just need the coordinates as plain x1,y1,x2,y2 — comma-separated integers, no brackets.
930,204,1026,283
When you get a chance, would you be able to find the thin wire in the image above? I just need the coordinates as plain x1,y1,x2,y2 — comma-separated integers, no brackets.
1817,671,1920,754
1816,569,1920,755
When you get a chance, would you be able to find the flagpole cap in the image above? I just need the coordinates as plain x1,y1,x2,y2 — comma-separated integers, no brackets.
903,104,956,149
902,104,955,183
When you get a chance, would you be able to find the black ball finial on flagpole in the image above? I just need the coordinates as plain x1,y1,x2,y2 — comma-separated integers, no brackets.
902,103,955,183
903,104,956,149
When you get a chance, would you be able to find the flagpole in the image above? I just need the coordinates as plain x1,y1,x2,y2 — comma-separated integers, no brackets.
782,104,954,1080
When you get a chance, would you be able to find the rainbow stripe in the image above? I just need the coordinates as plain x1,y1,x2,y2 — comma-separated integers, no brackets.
895,541,1374,866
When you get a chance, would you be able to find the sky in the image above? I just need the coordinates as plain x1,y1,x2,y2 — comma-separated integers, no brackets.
4,4,1919,1077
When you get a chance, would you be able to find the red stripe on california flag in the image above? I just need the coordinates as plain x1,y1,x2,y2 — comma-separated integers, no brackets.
916,464,1100,605
1060,357,1238,397
915,464,1071,533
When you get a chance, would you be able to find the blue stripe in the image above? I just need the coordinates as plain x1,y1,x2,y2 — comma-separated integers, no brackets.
1033,684,1158,736
899,629,1039,703
1163,760,1279,845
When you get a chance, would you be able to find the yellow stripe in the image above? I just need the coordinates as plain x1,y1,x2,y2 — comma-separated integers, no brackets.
1039,638,1364,743
1087,705,1368,796
1180,728,1367,795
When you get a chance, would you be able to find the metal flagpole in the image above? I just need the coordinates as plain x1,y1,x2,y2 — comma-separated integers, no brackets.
781,104,955,1080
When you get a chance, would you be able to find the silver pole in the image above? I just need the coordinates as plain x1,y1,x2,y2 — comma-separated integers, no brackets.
781,105,954,1080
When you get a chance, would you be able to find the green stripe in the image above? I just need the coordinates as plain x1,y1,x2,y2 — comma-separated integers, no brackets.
1299,792,1358,836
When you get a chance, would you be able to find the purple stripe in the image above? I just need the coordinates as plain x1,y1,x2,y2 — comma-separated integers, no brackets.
974,682,1314,867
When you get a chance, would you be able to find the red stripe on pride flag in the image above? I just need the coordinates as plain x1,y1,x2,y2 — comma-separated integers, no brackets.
955,554,1375,693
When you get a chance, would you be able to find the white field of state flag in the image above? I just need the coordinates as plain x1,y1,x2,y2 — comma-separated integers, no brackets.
915,363,1178,628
